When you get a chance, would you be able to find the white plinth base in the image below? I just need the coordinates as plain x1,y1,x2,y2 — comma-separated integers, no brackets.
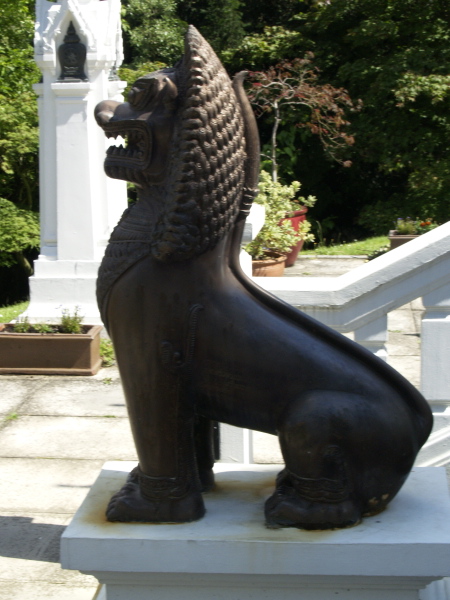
61,463,450,600
26,258,102,323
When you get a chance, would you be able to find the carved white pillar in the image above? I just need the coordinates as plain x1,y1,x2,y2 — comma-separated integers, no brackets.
421,283,450,405
240,202,265,276
353,315,388,361
29,0,127,323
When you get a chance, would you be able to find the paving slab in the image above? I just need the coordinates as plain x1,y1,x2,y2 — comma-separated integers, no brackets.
0,512,69,563
387,331,421,356
0,581,98,600
388,355,421,389
0,379,47,416
253,431,282,464
21,380,127,417
388,307,419,334
0,458,105,513
0,416,136,460
285,256,366,277
0,555,95,587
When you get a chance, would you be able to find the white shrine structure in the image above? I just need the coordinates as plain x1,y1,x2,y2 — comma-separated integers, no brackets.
28,0,127,323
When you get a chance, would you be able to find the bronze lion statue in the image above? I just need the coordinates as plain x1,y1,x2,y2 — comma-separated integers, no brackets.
94,27,432,529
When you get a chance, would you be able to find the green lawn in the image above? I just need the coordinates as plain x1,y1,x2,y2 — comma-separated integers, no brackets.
302,236,389,256
0,301,29,323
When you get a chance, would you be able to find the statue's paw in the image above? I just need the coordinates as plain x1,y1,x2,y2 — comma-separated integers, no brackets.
106,480,205,523
264,473,361,530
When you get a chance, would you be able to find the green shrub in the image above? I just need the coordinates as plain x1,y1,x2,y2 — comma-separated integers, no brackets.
100,339,116,367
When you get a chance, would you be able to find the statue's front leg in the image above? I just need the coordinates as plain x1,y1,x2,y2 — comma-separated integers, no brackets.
104,290,205,523
106,420,205,524
106,369,206,523
194,415,217,492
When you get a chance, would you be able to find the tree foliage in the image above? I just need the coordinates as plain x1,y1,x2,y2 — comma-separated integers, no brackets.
0,0,40,211
247,55,358,181
121,0,187,66
177,0,245,53
121,0,246,66
3,0,449,252
0,198,39,272
299,0,450,233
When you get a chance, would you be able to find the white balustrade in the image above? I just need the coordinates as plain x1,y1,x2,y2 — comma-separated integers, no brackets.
256,222,450,404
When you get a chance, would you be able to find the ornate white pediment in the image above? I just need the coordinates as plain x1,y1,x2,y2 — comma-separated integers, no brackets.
34,0,123,71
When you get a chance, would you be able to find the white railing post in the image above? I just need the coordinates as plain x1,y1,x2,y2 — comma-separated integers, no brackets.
421,283,450,405
353,315,388,361
218,203,264,464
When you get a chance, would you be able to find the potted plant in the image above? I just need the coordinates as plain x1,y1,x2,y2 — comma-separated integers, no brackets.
389,217,438,249
0,307,102,375
244,171,315,276
281,205,311,266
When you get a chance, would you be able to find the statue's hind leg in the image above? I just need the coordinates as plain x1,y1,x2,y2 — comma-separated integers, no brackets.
266,390,412,530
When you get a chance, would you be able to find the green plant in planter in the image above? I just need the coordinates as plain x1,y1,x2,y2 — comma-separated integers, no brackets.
394,217,439,235
4,306,86,334
100,338,116,367
244,171,316,260
33,323,53,334
13,316,31,333
60,306,83,334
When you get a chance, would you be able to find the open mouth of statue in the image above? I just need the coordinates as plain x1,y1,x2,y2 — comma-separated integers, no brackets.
103,121,152,184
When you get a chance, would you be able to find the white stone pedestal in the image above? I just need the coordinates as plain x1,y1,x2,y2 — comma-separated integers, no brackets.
30,0,128,323
61,463,450,600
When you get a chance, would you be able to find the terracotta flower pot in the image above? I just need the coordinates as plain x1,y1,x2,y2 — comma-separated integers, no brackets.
0,324,102,375
280,207,308,266
388,230,419,250
252,252,286,277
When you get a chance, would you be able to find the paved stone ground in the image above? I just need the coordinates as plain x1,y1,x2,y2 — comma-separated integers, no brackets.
0,256,425,599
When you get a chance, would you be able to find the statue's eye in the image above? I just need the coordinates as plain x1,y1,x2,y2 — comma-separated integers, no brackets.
128,78,160,110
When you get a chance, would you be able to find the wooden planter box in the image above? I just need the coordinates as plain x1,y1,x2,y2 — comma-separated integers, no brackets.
388,230,419,250
0,324,102,375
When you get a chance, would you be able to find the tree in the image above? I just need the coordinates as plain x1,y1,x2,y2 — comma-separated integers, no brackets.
177,0,245,54
247,56,358,182
121,0,247,67
0,198,39,274
0,0,40,210
299,0,450,232
121,0,187,66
